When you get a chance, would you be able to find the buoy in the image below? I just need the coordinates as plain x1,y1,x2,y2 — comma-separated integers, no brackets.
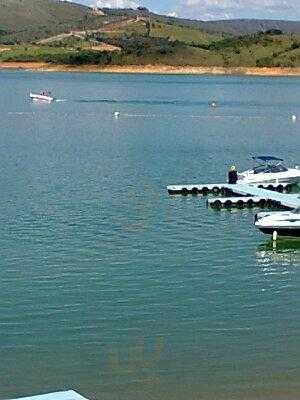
277,185,283,192
182,188,189,196
237,200,244,208
114,111,120,118
224,199,232,208
215,200,222,208
272,232,277,249
272,230,278,249
292,114,297,122
202,187,209,196
247,199,254,207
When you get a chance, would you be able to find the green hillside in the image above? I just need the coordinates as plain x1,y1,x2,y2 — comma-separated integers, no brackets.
0,0,109,43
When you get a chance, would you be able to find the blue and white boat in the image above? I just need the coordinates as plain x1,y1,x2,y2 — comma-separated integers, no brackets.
255,207,300,236
238,156,300,186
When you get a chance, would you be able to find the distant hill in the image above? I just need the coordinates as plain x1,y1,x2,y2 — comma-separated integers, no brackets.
202,19,300,35
102,9,300,35
0,0,109,42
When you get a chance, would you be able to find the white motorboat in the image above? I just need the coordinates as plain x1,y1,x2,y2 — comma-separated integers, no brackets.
237,156,300,186
30,91,54,102
255,207,300,236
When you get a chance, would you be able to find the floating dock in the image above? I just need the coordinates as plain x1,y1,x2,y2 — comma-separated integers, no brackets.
208,196,274,209
167,183,300,210
168,183,235,196
167,182,290,196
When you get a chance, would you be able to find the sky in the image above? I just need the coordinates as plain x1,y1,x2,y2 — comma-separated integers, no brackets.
75,0,300,21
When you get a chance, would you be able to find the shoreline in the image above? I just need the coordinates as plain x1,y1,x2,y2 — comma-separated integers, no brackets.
1,62,300,76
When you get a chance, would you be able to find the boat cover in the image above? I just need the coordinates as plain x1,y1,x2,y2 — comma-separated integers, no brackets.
252,156,284,162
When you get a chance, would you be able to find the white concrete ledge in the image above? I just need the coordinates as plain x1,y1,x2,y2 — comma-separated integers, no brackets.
7,390,89,400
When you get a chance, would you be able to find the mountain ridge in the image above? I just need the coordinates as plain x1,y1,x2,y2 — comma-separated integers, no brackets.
0,0,300,44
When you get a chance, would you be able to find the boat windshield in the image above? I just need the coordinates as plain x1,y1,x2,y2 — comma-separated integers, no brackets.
253,163,288,174
253,164,268,174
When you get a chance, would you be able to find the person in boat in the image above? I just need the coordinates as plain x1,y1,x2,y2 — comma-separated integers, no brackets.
228,165,238,184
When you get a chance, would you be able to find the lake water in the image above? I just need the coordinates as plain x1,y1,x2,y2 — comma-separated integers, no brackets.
0,70,299,400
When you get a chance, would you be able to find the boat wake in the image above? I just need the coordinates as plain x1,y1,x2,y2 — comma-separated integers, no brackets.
76,99,213,106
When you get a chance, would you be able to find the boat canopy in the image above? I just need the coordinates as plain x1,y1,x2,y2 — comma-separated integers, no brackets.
252,156,284,162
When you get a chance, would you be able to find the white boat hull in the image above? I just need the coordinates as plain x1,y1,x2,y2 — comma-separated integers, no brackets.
255,210,300,236
30,93,54,102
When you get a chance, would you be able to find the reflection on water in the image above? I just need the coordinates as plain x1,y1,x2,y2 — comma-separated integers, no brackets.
106,337,164,385
256,238,300,267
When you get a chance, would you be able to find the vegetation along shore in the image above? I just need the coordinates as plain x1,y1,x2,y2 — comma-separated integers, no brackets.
1,62,300,76
0,0,300,72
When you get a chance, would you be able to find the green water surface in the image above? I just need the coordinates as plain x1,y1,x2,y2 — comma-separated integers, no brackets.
0,71,299,400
